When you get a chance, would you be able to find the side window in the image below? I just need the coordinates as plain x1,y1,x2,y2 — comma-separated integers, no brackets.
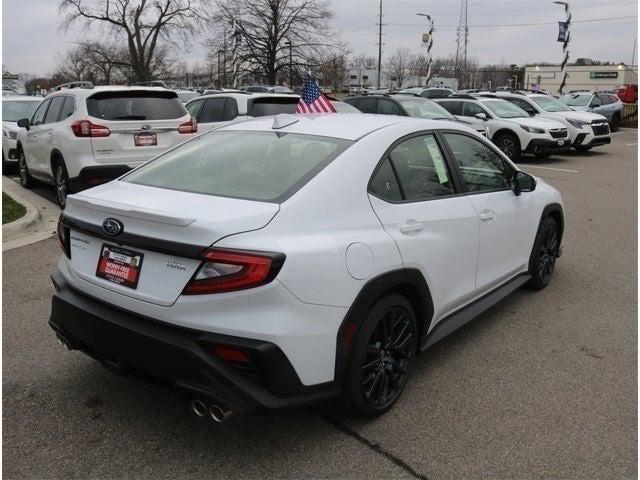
590,96,602,107
378,99,401,115
31,99,50,126
59,96,75,120
200,98,228,123
369,158,402,201
443,133,510,193
186,99,204,119
509,98,536,115
461,102,487,117
388,134,455,201
356,98,378,114
222,98,239,120
438,101,462,115
44,96,66,124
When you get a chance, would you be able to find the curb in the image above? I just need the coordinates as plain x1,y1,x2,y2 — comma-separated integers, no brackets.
2,188,42,240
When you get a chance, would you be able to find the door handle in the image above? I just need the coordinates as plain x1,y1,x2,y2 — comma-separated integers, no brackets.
399,220,424,234
479,210,496,222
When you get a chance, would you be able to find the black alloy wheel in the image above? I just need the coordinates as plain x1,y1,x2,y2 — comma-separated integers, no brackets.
18,149,33,188
54,162,69,208
347,294,417,417
527,217,560,290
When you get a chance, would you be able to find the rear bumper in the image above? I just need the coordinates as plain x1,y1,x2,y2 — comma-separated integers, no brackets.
68,165,132,192
49,270,341,413
524,138,570,155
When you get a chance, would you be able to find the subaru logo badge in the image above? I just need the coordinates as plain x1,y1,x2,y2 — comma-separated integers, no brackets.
141,124,151,131
102,218,123,236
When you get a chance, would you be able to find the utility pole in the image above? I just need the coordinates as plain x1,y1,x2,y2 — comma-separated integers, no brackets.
455,0,469,88
376,0,383,88
631,36,637,68
285,40,293,87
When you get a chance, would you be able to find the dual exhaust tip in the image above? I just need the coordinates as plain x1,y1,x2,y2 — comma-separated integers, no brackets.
191,399,233,423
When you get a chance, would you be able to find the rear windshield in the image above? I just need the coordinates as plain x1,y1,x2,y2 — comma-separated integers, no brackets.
122,131,352,202
87,91,186,120
177,91,199,103
397,98,454,119
2,100,41,121
249,97,299,116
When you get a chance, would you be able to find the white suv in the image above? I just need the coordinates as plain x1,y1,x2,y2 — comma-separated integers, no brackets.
50,114,564,420
185,92,299,132
435,95,570,160
493,92,612,151
16,82,196,207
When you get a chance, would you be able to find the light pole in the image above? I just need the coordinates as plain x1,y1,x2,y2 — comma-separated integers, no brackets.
553,1,571,95
417,13,434,86
284,40,293,87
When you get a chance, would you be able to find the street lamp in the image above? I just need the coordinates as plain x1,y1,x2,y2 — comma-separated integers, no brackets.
284,40,293,87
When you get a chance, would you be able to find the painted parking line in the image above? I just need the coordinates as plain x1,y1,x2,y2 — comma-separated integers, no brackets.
626,143,638,146
518,164,580,173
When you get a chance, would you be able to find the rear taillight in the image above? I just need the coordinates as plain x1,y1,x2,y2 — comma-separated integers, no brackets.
71,120,110,138
178,116,197,134
57,218,70,259
183,248,284,295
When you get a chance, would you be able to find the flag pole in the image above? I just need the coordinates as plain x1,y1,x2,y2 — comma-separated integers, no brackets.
553,1,571,95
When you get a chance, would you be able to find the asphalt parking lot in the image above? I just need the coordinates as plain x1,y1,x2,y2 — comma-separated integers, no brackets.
3,129,637,479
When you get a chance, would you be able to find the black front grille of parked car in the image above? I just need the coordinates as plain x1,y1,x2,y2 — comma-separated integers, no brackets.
549,129,568,139
591,122,610,136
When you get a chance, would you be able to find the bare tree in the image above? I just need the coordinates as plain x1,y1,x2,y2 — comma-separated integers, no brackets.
409,54,429,86
308,45,350,91
387,48,411,89
55,45,92,81
208,0,335,85
59,0,207,82
349,54,376,71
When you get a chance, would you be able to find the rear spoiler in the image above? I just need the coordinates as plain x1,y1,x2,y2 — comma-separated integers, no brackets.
67,195,195,227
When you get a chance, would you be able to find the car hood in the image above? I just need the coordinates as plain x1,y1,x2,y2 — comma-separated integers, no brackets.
510,116,566,129
548,110,608,122
2,121,18,131
569,106,590,112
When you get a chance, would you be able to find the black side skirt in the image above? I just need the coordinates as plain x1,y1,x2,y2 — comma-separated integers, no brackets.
421,273,531,350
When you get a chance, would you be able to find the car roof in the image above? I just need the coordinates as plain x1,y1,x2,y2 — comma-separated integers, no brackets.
47,85,176,98
2,95,41,102
219,113,436,141
188,92,298,103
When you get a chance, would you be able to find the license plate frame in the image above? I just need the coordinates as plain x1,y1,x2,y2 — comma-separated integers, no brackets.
96,244,144,289
134,132,157,147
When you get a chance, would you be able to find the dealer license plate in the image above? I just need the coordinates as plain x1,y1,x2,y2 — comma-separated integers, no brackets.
96,244,144,289
134,132,157,147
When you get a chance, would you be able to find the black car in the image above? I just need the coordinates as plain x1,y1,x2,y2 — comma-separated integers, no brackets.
344,94,488,137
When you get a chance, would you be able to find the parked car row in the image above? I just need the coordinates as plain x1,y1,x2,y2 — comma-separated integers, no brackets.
2,81,613,208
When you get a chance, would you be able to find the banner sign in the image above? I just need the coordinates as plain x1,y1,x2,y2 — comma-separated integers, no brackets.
589,72,618,79
557,22,569,42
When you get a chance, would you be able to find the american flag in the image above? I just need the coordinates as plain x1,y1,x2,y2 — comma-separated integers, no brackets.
297,72,336,113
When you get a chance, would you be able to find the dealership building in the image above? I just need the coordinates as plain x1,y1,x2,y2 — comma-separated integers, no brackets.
524,63,638,93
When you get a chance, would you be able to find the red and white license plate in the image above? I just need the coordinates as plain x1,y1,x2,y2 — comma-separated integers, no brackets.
134,132,157,147
96,244,144,289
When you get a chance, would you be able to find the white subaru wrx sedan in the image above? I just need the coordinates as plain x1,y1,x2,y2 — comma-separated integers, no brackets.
50,113,564,420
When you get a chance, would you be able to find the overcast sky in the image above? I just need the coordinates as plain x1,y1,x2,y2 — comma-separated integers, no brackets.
2,0,638,76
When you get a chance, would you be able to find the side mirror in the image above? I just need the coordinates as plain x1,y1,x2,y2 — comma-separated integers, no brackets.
513,170,536,195
475,112,488,121
17,118,30,130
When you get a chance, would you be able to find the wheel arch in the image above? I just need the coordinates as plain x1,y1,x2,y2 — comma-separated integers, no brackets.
540,202,564,242
50,148,65,172
334,268,434,384
492,128,520,143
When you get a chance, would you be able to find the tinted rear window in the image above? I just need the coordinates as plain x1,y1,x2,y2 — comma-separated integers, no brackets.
249,98,299,116
123,131,352,203
87,91,186,120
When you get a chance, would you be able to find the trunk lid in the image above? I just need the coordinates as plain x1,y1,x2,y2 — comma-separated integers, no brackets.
64,181,279,306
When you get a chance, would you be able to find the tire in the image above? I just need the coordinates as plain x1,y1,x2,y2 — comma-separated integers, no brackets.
18,148,34,189
534,152,552,159
53,159,69,208
494,132,521,161
527,216,560,291
573,145,592,152
610,114,620,132
346,294,418,418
